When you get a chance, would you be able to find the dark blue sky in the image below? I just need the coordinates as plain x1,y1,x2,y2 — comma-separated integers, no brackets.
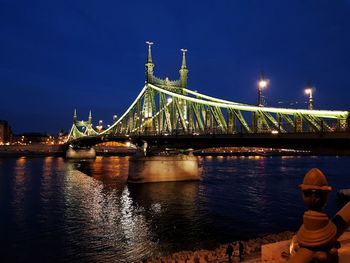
1,0,350,133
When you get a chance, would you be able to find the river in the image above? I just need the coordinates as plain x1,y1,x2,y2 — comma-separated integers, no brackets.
0,155,349,262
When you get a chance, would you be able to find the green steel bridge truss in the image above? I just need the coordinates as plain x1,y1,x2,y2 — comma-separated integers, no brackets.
67,81,349,141
67,44,349,142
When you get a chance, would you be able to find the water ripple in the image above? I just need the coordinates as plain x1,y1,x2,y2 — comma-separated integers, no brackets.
1,156,350,262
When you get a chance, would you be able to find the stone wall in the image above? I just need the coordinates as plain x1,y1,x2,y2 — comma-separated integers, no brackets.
141,231,294,263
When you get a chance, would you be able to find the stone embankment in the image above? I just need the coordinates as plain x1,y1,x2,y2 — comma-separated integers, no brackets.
0,144,64,157
0,145,135,157
141,231,294,263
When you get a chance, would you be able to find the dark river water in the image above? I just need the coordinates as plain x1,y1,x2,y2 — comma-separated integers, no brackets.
0,155,349,262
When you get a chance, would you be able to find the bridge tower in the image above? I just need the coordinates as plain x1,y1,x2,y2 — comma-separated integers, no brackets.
73,109,77,124
143,41,156,132
179,49,190,132
88,110,92,125
145,41,154,83
179,48,188,89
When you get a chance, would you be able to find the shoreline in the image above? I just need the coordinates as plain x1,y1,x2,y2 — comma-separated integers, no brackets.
0,145,348,158
140,231,295,262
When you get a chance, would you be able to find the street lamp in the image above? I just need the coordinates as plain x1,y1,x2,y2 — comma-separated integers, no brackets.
304,88,313,110
257,76,268,106
96,120,103,132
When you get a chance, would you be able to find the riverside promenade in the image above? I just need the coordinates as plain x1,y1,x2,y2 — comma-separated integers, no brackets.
141,230,350,263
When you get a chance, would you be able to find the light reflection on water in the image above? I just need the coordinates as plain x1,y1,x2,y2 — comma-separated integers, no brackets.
13,157,28,225
1,155,350,262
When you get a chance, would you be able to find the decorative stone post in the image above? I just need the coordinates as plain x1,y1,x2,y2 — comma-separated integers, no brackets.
288,168,339,263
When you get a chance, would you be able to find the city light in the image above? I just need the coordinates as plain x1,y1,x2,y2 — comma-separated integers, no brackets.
304,88,313,110
96,120,104,132
258,79,268,89
257,76,269,106
304,88,313,96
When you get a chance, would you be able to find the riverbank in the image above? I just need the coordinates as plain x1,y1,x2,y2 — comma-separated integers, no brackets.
0,144,65,157
0,145,136,157
1,145,348,158
0,145,317,158
140,231,294,263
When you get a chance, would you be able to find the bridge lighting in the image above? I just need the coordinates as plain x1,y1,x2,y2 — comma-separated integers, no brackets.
271,130,279,134
113,115,118,122
257,76,269,106
304,88,313,110
304,88,312,95
96,120,104,132
167,97,173,104
258,79,268,89
126,142,131,147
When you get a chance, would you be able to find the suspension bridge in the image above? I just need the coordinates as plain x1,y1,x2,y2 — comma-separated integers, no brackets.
66,43,350,155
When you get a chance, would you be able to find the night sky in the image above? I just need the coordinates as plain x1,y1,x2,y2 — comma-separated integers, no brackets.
1,0,350,133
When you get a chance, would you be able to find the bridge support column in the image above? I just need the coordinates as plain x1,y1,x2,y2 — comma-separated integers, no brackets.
252,112,263,133
227,110,235,134
128,152,200,183
294,114,303,132
66,147,96,159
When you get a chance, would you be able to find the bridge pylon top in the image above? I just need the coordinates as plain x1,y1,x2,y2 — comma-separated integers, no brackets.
145,41,155,82
88,110,92,124
144,43,189,89
146,41,153,63
180,48,188,88
73,109,77,123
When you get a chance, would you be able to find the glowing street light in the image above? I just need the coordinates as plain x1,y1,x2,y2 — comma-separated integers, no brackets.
305,88,313,110
258,79,268,89
257,75,269,106
96,120,104,132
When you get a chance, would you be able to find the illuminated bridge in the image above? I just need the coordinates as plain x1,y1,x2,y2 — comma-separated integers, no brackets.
67,43,350,154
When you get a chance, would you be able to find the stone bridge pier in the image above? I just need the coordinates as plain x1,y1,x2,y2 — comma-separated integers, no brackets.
66,147,96,159
128,149,200,183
